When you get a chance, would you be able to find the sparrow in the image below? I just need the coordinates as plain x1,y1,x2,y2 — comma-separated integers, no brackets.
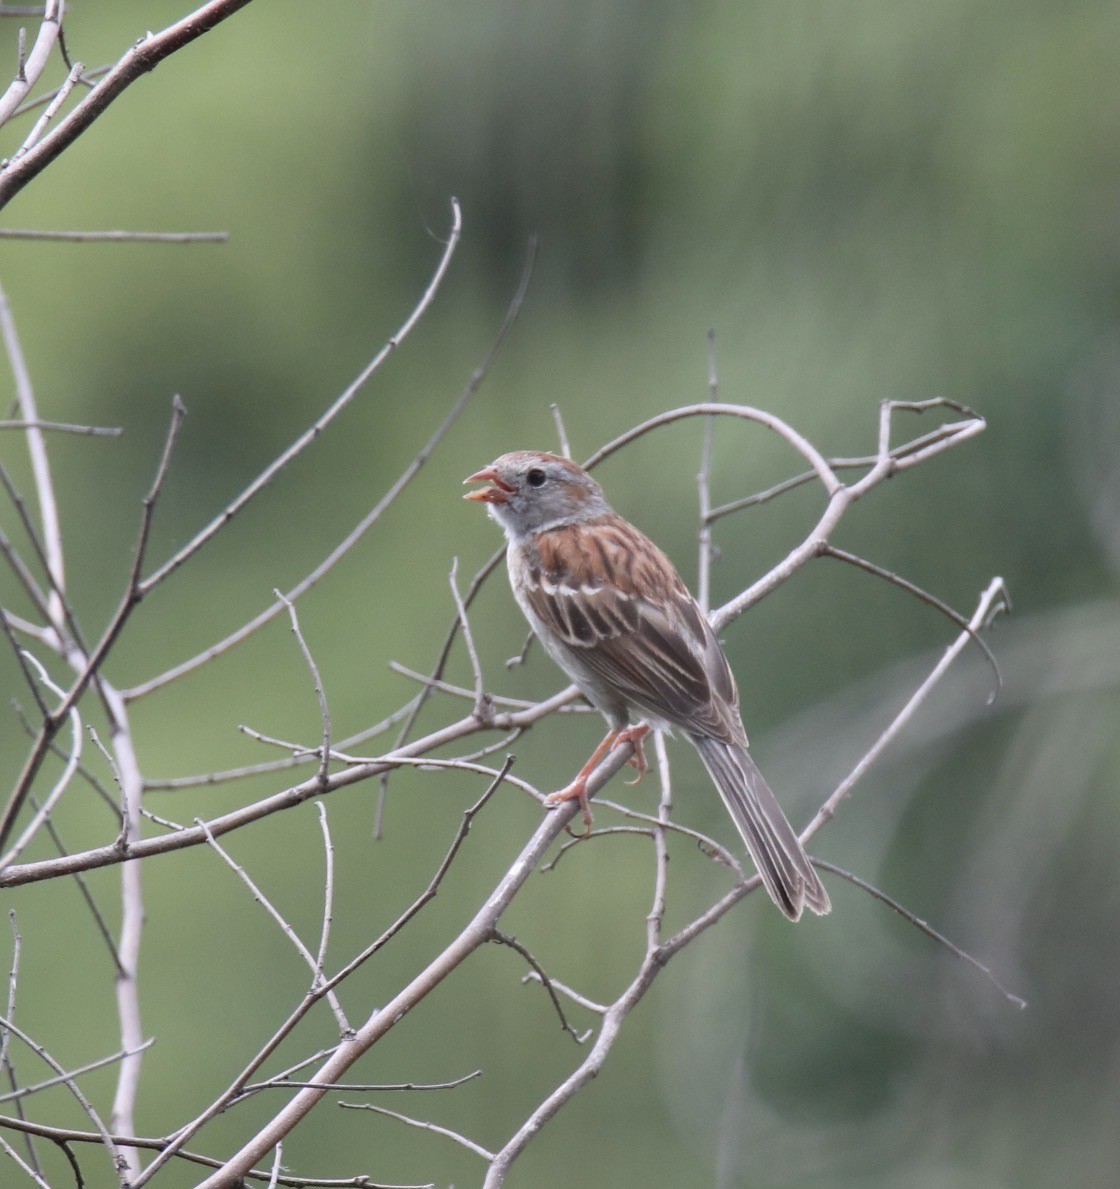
464,450,830,921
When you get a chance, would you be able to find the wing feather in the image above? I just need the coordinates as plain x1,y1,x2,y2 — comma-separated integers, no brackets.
516,516,743,742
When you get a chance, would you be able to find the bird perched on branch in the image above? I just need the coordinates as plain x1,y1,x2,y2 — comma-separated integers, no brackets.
464,450,829,922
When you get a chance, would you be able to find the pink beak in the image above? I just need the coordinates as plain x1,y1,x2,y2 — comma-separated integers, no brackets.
463,466,515,504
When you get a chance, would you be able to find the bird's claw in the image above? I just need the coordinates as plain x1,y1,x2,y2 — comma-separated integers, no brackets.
544,781,595,837
613,724,650,786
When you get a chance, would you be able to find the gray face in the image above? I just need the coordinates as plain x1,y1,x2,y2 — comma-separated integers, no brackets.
464,451,612,538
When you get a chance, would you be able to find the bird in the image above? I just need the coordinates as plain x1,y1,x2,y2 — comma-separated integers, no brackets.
463,450,830,922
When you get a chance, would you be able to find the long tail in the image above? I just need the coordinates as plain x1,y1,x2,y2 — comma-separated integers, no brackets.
690,735,830,921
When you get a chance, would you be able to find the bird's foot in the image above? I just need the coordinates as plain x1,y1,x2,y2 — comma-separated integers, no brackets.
544,778,595,837
613,724,651,786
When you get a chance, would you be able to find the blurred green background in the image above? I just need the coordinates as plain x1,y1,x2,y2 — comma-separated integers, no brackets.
2,2,1119,1186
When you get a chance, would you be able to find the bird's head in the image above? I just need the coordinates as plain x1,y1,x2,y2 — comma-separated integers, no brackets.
464,451,610,538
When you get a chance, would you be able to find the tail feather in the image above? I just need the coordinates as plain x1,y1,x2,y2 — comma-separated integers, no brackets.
690,735,830,921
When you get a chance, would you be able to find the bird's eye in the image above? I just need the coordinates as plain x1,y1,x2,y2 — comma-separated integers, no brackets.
526,468,547,488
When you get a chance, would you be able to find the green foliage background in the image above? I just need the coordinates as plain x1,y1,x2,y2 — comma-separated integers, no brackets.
1,2,1119,1186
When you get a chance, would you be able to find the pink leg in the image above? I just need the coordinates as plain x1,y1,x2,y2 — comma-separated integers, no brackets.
544,724,653,835
613,724,650,786
544,728,619,836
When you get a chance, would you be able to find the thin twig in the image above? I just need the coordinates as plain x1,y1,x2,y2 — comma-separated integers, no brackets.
490,931,591,1043
0,652,82,868
0,282,65,624
519,971,609,1015
18,805,123,975
195,819,351,1036
15,59,81,156
0,418,120,433
135,760,516,1186
802,578,1010,841
337,1101,495,1162
539,825,655,872
0,0,251,208
0,1040,156,1105
0,228,226,242
0,615,48,717
0,910,37,1179
820,543,1002,702
276,591,331,786
143,700,422,790
373,234,540,805
503,630,534,669
0,530,50,625
811,860,1026,1008
313,803,335,1000
647,733,673,947
0,1132,50,1188
449,558,489,723
123,206,502,704
0,0,61,128
388,661,538,709
248,1071,482,1095
0,912,19,1071
266,1143,282,1189
0,1013,123,1184
133,201,462,603
696,331,717,614
549,403,571,458
0,396,186,855
0,1112,410,1186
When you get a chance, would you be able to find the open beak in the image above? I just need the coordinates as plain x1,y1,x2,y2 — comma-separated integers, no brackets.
463,466,515,505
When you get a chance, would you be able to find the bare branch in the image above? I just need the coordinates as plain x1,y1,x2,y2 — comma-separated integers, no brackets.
187,754,593,1186
388,661,540,709
249,1071,481,1096
83,726,126,839
801,577,1010,841
706,420,980,522
490,930,592,1043
195,819,351,1037
0,1039,156,1105
0,417,120,433
0,229,226,243
0,0,61,128
0,0,255,209
0,529,50,624
549,402,571,458
0,1013,123,1184
133,199,462,604
820,543,1002,701
696,331,718,613
811,859,1026,1008
276,591,331,786
0,396,185,854
449,558,489,723
1,912,20,1071
584,402,841,496
313,803,334,998
0,1113,407,1186
0,615,48,717
134,759,516,1185
0,1131,50,1188
123,207,504,703
143,699,422,790
12,804,123,973
337,1101,495,1163
372,234,540,783
0,651,81,868
0,283,65,621
503,630,534,669
14,59,81,155
518,971,608,1015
